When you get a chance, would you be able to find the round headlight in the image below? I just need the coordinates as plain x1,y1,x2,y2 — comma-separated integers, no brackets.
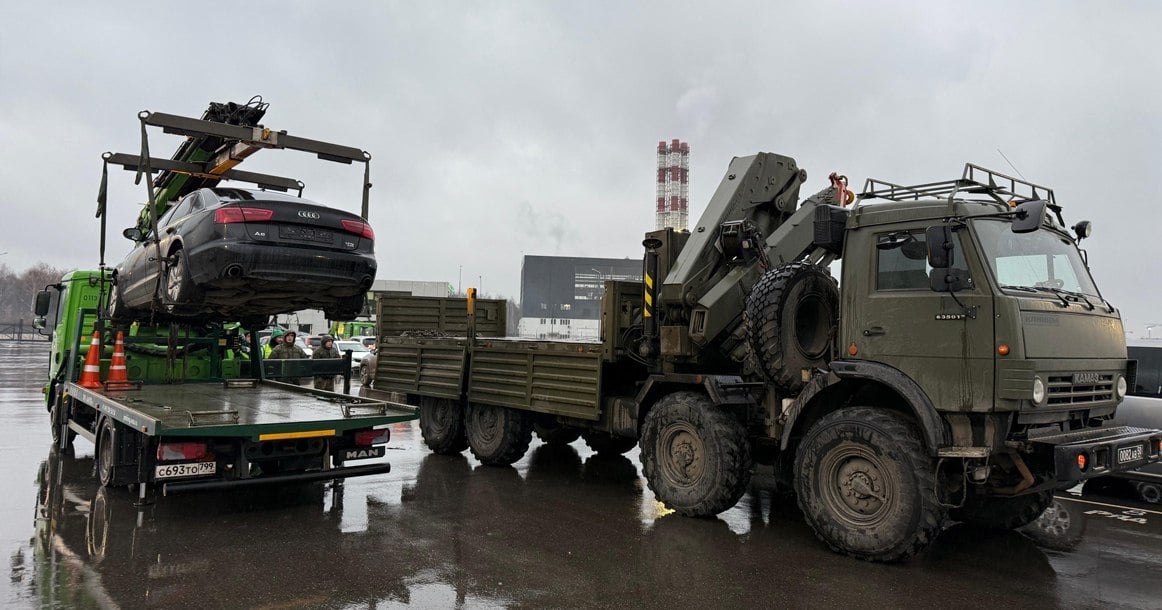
1032,377,1046,405
1116,375,1127,399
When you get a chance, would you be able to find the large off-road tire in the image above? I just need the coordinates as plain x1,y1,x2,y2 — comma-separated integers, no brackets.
951,489,1054,530
744,262,838,393
465,402,532,466
163,248,200,314
582,430,638,456
419,396,469,455
534,421,582,446
640,391,752,517
794,406,944,562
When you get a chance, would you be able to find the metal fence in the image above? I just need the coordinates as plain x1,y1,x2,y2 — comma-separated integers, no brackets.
0,320,49,342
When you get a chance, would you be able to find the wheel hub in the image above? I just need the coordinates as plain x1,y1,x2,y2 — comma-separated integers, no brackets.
835,456,888,515
660,425,704,485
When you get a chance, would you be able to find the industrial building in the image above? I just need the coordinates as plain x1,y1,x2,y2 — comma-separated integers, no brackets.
518,255,642,339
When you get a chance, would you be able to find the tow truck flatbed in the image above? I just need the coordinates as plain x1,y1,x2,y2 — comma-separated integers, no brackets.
64,380,416,440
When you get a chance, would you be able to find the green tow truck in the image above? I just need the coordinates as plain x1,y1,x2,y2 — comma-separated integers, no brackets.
34,272,414,496
32,100,415,497
373,152,1161,561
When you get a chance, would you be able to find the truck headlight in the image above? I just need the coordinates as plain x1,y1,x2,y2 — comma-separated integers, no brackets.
1116,375,1127,399
1032,377,1046,406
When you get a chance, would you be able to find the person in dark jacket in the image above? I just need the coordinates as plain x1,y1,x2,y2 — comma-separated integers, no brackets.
269,330,307,359
312,334,341,391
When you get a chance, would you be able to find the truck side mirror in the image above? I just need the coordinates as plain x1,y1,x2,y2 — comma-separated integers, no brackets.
925,226,954,269
929,268,967,293
122,227,143,241
1011,200,1048,234
32,290,52,316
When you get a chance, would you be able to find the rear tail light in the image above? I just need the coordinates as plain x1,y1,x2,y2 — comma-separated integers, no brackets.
1076,452,1088,471
214,207,275,224
354,428,390,446
157,442,208,461
341,220,375,240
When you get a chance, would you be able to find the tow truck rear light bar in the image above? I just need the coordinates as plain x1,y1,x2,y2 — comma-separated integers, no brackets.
341,220,375,240
215,207,275,224
354,428,389,446
157,442,208,461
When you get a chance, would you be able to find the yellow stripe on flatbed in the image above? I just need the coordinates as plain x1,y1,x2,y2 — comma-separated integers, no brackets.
259,429,336,441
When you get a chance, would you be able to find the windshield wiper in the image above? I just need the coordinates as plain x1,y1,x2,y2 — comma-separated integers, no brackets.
1001,284,1069,308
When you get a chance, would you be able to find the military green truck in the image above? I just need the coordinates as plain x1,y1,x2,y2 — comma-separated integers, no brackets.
373,152,1161,561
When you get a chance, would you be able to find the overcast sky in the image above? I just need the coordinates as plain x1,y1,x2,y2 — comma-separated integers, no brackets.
1,1,1159,334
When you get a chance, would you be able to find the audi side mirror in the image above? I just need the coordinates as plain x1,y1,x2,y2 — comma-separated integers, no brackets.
122,227,143,241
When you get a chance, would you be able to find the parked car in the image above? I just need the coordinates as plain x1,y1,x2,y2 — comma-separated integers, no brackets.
335,340,371,372
109,187,375,324
349,335,378,350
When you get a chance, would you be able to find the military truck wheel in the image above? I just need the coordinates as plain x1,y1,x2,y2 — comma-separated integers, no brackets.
745,263,838,393
419,396,469,455
640,392,752,517
534,421,582,446
582,431,638,455
465,403,532,466
794,406,944,562
951,489,1054,530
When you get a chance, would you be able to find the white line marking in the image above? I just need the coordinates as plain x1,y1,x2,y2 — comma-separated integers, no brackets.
1058,495,1162,516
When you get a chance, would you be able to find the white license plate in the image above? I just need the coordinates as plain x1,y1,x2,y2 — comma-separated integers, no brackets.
1118,445,1144,464
154,461,217,480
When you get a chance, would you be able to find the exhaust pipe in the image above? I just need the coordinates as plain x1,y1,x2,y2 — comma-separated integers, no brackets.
223,264,244,279
359,276,373,289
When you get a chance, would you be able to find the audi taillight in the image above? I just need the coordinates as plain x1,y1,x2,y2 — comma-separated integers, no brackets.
354,428,389,446
157,442,208,461
214,207,274,224
341,220,375,240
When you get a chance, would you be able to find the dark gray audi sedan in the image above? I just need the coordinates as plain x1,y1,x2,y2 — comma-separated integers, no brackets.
111,187,375,324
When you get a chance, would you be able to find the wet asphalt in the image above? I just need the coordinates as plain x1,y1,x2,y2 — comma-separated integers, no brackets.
2,341,1160,609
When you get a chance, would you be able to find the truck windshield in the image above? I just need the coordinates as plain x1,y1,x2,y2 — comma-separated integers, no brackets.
973,219,1101,298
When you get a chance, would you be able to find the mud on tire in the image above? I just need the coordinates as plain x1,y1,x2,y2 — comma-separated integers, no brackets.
744,262,838,393
794,406,944,562
419,396,469,455
465,403,532,466
640,391,752,517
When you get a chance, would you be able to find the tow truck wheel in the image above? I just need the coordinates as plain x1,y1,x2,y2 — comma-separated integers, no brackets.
534,421,582,446
465,403,532,466
951,489,1054,530
49,399,75,449
419,396,469,455
95,418,118,487
794,406,944,562
640,391,752,517
582,430,638,455
744,263,838,393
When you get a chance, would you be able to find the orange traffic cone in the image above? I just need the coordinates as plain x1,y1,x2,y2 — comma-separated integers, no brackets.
77,331,103,389
106,331,131,388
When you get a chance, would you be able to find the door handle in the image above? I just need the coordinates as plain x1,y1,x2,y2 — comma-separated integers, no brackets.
863,327,886,336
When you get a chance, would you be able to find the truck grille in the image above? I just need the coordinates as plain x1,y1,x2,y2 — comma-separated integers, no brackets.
1047,374,1114,406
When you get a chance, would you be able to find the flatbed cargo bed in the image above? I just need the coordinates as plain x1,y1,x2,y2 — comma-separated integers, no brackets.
66,380,416,438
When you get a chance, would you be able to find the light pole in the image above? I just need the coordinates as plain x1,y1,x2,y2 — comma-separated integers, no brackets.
458,265,462,296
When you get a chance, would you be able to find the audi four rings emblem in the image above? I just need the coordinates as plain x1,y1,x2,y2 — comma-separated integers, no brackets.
298,211,320,219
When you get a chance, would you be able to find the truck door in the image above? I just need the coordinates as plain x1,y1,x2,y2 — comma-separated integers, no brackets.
842,226,995,412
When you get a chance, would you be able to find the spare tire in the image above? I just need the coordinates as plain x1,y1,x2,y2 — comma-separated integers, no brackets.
744,262,838,393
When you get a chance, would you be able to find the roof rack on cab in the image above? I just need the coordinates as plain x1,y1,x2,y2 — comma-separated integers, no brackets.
859,163,1056,206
